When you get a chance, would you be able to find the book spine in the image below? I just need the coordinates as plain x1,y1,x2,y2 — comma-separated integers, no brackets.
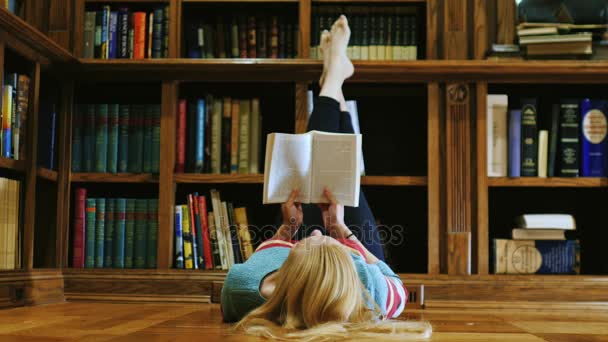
210,190,227,269
100,6,110,59
393,14,402,60
369,13,377,60
176,100,186,173
521,98,538,177
6,74,17,160
211,99,222,173
16,74,30,161
195,99,205,172
238,16,248,58
147,12,154,58
234,207,254,261
192,194,204,268
84,12,96,58
581,99,608,177
114,198,126,268
151,104,161,173
247,16,256,58
72,105,83,172
285,22,294,58
118,105,129,172
94,198,105,268
270,16,278,58
230,100,239,174
134,199,148,268
204,94,213,173
181,204,194,269
72,188,87,268
386,13,393,61
142,105,153,173
128,14,134,58
95,104,108,173
84,105,95,171
198,196,213,269
147,199,158,268
238,100,250,174
124,199,136,268
487,95,508,177
221,98,232,173
538,130,548,178
174,206,184,269
133,12,146,59
188,23,201,58
378,13,386,60
187,194,199,269
208,212,221,268
94,11,102,58
107,104,119,173
249,98,260,174
2,85,12,158
361,14,369,60
163,6,170,57
227,203,243,264
508,110,522,177
104,198,115,267
85,198,96,268
215,16,225,58
547,104,560,177
152,8,163,58
134,105,145,172
204,24,214,58
109,11,118,58
559,99,580,177
221,202,235,268
118,8,129,58
231,17,239,58
410,15,418,60
278,16,287,59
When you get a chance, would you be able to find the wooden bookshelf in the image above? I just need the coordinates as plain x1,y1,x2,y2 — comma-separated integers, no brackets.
488,177,608,188
36,168,58,182
173,174,427,186
0,157,26,173
70,173,159,183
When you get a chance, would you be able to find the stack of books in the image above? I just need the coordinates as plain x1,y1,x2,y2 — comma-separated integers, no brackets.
186,15,298,59
494,214,580,274
487,95,608,178
0,177,21,270
517,24,593,58
71,103,161,174
1,73,30,160
176,96,261,174
71,188,159,269
174,189,254,270
83,5,170,59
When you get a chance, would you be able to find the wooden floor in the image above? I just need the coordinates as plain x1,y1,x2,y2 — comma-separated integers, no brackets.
1,302,608,341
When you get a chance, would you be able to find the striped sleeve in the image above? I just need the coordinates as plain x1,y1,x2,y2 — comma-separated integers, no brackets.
254,238,296,253
375,261,407,319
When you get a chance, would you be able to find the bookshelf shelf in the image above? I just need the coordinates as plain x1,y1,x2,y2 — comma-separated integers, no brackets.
36,168,58,182
84,0,170,3
70,173,159,183
0,157,26,173
487,177,608,188
173,174,427,186
183,0,298,2
313,0,425,2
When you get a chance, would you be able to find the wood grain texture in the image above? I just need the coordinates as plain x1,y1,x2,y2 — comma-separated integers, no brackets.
496,0,516,45
426,0,440,58
314,0,425,2
0,270,64,308
36,168,58,182
72,0,84,57
169,0,179,58
299,0,310,57
70,173,159,183
427,83,441,274
475,82,488,275
447,232,471,275
0,157,26,172
47,0,71,50
56,82,74,268
443,0,468,59
295,82,308,133
473,0,487,59
488,177,608,187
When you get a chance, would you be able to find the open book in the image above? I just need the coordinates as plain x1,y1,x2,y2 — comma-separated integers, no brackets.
263,130,361,207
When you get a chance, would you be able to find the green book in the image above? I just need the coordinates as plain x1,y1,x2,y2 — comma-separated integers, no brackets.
83,104,95,172
85,198,96,268
72,104,83,172
146,199,158,268
95,104,108,173
114,198,126,268
118,105,129,173
107,104,119,173
95,198,106,268
124,199,136,268
129,104,145,173
104,198,115,267
134,199,148,268
142,105,153,173
150,105,161,174
238,99,250,173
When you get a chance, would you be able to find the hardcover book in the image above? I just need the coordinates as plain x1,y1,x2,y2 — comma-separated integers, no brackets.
95,198,106,268
521,98,538,177
107,104,119,173
118,104,129,172
147,199,158,268
95,104,109,173
581,99,607,177
508,110,522,177
494,239,580,274
104,198,115,267
85,198,96,268
134,199,148,268
487,95,509,177
114,198,126,268
73,188,87,268
125,199,136,268
174,205,184,269
559,99,580,177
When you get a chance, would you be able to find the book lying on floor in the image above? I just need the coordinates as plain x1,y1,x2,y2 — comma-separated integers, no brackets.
263,130,362,207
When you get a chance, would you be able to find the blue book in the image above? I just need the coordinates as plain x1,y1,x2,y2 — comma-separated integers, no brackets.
174,206,184,269
95,198,106,268
195,99,205,172
118,8,129,58
581,99,608,177
124,199,136,268
114,198,126,268
107,104,119,173
100,7,110,59
85,198,96,268
508,110,521,177
72,105,83,172
104,198,115,267
108,11,118,59
95,104,108,172
7,0,16,13
83,104,95,172
494,239,580,274
118,105,129,172
134,199,148,268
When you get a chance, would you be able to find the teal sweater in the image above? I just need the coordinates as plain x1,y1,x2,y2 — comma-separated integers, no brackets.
221,238,407,322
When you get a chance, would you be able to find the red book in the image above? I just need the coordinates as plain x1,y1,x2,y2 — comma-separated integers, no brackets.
187,194,199,269
133,12,147,59
176,99,187,173
72,188,87,268
198,195,213,269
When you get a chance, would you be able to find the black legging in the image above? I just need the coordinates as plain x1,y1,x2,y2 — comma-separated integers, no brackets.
280,96,385,261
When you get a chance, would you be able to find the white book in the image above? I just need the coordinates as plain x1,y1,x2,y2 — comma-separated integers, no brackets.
515,214,576,230
487,95,509,177
512,228,566,240
538,130,548,178
263,131,362,207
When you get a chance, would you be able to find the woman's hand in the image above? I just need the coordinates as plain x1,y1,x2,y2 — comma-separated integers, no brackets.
276,189,303,240
318,187,352,239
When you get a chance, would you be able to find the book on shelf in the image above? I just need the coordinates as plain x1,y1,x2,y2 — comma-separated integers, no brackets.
487,95,508,177
493,239,580,274
537,130,549,178
1,73,30,160
581,99,608,177
511,229,568,240
515,214,576,230
0,177,21,270
559,99,580,177
72,103,160,174
508,110,522,177
263,131,362,207
521,98,539,177
84,5,169,59
516,23,594,58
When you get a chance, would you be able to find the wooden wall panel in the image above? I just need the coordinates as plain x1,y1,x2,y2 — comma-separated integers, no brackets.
496,0,516,44
56,82,74,268
427,83,442,274
473,0,488,59
475,82,488,274
73,0,85,57
47,0,71,50
0,270,64,308
443,0,468,59
295,82,308,133
426,0,440,59
298,0,311,58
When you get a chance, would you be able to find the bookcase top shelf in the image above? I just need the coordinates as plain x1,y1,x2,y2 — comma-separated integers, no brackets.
68,59,608,83
0,157,26,173
487,177,608,188
71,173,159,183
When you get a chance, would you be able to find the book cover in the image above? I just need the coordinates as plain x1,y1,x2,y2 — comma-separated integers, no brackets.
95,104,108,173
207,212,221,269
118,8,129,58
538,130,549,177
95,198,106,268
493,239,580,274
230,100,239,174
108,11,118,58
147,199,158,268
234,207,254,261
134,199,148,268
85,198,96,268
151,104,161,173
100,6,110,59
84,11,96,58
195,99,205,173
487,95,509,177
142,105,153,173
238,99,250,174
198,195,213,269
211,98,223,173
221,97,232,173
2,85,12,158
72,104,82,171
521,98,538,177
249,98,261,174
176,99,186,173
125,199,136,268
107,104,119,173
547,104,560,177
581,99,608,177
114,198,126,268
73,188,87,268
226,203,243,264
133,12,146,59
174,205,184,269
559,99,580,177
181,204,194,269
508,110,522,177
104,198,115,267
152,7,164,58
118,104,129,172
83,104,95,172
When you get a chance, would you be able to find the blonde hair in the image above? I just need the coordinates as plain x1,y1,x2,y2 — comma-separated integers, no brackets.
236,236,432,341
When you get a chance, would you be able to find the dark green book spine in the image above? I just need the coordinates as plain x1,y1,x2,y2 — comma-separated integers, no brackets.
162,6,170,58
394,15,402,60
118,104,129,172
386,14,393,60
107,104,119,173
84,104,95,172
147,199,158,268
95,104,108,173
114,198,126,268
95,198,106,268
104,198,115,267
362,15,369,58
143,105,153,173
134,199,148,268
548,104,560,177
72,104,83,172
410,15,417,59
133,104,145,172
124,199,136,268
85,198,96,268
521,98,538,177
559,99,580,177
151,104,161,174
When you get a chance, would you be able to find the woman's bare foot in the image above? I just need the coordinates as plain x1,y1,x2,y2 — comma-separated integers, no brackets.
319,30,331,87
327,15,354,81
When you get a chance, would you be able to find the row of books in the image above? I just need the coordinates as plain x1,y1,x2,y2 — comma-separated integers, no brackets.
0,177,21,270
175,190,253,270
310,9,419,61
71,104,161,174
72,189,158,269
176,96,261,174
83,6,169,59
1,73,30,160
487,96,608,177
186,15,298,59
494,214,579,274
2,0,23,16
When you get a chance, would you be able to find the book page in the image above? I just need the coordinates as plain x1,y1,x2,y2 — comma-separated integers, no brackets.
263,133,313,203
310,131,361,207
